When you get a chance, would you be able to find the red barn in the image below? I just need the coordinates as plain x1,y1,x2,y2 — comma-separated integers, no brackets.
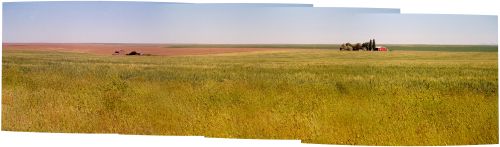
376,46,388,51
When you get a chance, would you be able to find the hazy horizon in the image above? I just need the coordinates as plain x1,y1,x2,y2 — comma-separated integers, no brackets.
3,42,497,46
3,2,497,45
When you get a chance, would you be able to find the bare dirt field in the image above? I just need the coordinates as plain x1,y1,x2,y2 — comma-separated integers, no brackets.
2,43,285,56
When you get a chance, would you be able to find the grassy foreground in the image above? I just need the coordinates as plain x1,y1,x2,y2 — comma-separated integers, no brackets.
2,49,498,145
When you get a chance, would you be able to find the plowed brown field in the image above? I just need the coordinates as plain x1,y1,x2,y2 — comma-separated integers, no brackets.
2,43,284,56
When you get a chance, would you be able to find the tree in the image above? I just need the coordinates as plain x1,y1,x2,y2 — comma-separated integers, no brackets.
354,43,362,51
367,39,372,51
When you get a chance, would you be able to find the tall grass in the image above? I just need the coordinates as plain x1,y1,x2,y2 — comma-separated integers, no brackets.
2,49,498,145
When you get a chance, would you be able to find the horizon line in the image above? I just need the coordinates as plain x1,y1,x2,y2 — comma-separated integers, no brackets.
2,42,498,46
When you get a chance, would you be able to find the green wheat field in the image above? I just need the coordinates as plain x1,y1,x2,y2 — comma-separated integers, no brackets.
2,46,498,145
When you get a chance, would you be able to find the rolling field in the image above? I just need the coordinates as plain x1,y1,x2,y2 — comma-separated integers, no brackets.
2,43,284,56
2,46,498,145
167,44,498,52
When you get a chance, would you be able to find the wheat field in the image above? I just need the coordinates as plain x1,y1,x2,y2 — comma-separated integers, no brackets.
2,48,498,145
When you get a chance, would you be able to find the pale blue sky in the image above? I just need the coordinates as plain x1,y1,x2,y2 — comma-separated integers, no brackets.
3,2,496,44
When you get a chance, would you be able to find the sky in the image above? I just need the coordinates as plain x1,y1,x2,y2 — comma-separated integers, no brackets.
2,2,497,45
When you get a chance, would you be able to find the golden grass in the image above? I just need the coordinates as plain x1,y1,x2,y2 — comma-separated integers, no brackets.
2,49,498,145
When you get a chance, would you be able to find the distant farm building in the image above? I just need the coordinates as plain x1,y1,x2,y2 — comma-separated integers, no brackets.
375,46,388,51
112,49,126,55
339,39,388,51
112,50,152,56
126,51,141,55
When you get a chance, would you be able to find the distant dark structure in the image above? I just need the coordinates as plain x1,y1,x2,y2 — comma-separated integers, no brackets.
112,49,125,55
339,39,387,51
126,51,141,55
112,50,146,56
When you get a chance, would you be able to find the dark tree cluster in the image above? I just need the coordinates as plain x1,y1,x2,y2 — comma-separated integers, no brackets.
339,39,376,51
